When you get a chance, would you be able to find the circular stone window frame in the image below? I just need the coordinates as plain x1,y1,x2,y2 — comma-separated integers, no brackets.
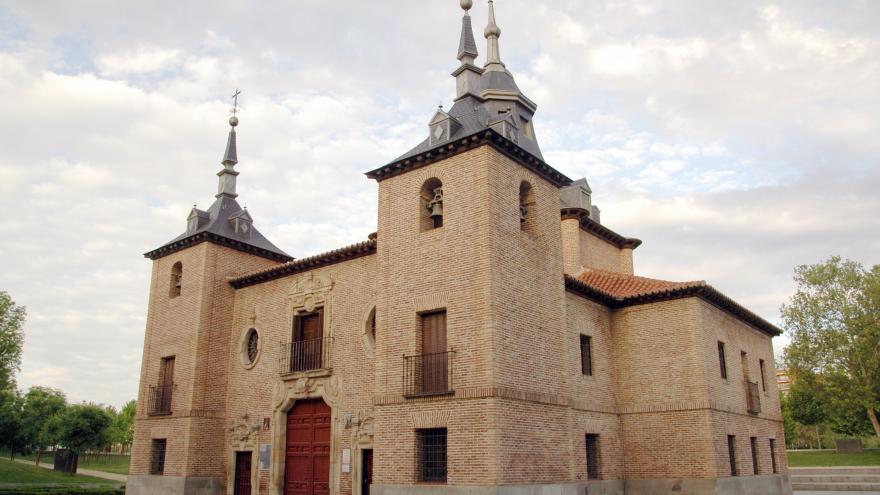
240,327,262,369
361,305,376,357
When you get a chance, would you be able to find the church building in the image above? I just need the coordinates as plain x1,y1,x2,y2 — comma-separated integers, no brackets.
129,2,791,495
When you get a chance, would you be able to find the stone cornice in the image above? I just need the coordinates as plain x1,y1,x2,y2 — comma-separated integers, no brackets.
560,208,642,250
365,130,572,188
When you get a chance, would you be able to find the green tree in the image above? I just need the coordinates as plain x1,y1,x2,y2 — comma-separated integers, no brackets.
0,388,24,459
780,393,799,448
56,403,113,473
20,386,67,464
112,400,136,453
782,257,880,437
786,377,825,447
0,291,26,391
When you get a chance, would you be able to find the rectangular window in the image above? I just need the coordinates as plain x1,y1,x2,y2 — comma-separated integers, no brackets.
727,435,737,476
759,359,767,392
417,428,447,483
718,342,728,379
769,439,778,474
151,439,167,475
580,335,593,376
585,434,600,480
750,437,759,474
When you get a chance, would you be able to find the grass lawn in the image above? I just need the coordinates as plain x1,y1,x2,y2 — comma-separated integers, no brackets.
9,453,129,476
0,458,115,484
788,449,880,467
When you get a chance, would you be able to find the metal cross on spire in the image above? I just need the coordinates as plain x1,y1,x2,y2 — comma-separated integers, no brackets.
231,88,242,116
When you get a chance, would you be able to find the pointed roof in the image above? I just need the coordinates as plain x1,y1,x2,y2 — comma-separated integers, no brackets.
145,114,291,262
458,10,478,61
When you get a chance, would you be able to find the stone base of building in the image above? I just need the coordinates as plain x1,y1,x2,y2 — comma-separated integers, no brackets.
625,474,792,495
375,476,791,495
127,475,224,495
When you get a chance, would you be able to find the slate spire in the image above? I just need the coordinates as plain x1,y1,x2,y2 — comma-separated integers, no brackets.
216,115,240,199
452,0,484,101
484,0,504,69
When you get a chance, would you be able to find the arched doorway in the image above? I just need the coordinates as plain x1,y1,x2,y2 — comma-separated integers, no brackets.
285,399,331,495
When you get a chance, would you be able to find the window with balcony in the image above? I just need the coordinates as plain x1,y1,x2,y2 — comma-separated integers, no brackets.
149,356,174,415
417,428,447,483
284,309,329,373
404,311,453,397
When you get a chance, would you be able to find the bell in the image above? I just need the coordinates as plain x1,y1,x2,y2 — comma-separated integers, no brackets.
429,201,443,218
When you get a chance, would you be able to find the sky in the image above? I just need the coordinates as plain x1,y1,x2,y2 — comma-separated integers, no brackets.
0,0,878,409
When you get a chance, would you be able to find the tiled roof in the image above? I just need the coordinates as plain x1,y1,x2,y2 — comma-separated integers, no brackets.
229,235,377,289
566,270,782,336
576,269,705,299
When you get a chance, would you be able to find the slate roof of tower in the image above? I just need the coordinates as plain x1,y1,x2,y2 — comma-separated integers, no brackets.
145,197,291,262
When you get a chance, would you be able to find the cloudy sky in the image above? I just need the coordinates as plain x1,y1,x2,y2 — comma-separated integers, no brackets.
1,0,878,408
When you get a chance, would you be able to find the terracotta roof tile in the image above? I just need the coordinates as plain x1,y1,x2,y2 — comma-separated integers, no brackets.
575,269,705,299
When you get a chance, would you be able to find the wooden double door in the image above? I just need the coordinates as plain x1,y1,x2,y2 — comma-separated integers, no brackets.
285,399,331,495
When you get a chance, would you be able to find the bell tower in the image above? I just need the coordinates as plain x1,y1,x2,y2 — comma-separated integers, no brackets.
129,109,291,495
367,0,573,488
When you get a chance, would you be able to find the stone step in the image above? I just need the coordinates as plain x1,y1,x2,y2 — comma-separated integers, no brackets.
792,474,880,483
790,466,880,476
791,481,880,492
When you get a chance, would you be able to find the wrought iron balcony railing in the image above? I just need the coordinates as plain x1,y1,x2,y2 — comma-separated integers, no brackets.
147,385,173,415
403,351,455,398
746,380,761,414
281,337,332,374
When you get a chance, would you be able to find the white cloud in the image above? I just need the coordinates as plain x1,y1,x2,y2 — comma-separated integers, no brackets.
0,0,878,407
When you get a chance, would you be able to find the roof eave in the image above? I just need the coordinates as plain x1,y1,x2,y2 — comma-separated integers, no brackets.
144,232,293,263
366,129,571,188
560,208,642,250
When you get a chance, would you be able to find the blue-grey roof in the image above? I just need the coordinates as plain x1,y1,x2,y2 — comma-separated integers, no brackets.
145,196,291,261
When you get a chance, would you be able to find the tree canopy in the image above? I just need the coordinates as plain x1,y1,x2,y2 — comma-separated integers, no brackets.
56,403,113,454
0,291,26,391
782,256,880,437
20,386,68,452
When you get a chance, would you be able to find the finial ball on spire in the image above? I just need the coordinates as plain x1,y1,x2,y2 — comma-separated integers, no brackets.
460,0,473,11
229,115,239,127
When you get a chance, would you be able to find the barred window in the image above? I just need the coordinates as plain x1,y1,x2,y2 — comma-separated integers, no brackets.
718,341,728,380
750,437,759,474
769,439,778,474
151,439,167,475
585,434,600,480
727,435,737,476
417,428,447,483
580,335,593,376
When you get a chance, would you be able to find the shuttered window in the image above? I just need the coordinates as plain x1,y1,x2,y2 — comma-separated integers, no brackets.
417,428,447,483
580,335,593,376
718,341,728,380
151,439,167,475
585,434,600,480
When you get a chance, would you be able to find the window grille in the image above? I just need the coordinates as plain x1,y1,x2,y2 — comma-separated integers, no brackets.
585,434,600,480
750,437,759,474
417,428,447,483
246,329,259,363
151,439,167,475
769,439,778,474
580,335,593,376
727,435,737,476
718,341,728,379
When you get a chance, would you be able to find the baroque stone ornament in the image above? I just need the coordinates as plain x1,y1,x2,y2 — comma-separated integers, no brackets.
229,414,260,450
